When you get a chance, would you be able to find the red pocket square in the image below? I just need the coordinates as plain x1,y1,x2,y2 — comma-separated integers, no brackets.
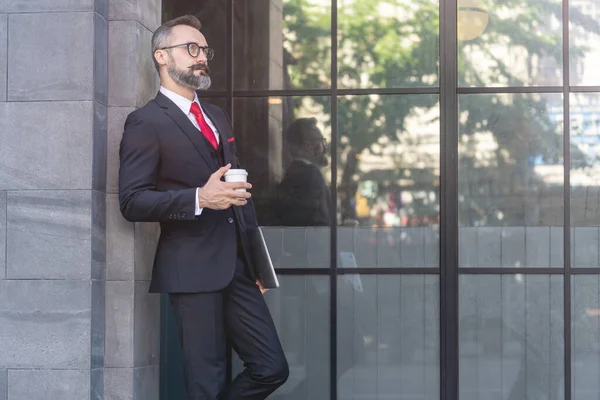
227,137,235,143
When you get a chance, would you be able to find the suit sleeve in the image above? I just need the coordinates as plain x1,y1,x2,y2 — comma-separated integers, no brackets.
118,111,197,222
219,108,259,231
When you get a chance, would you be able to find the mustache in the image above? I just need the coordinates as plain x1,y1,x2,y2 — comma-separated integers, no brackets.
190,63,210,73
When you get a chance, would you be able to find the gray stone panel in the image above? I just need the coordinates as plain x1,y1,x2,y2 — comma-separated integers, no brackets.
107,107,135,194
134,281,159,367
8,13,94,101
0,192,5,279
551,226,564,267
476,227,502,267
400,227,425,267
105,368,132,400
6,191,92,280
573,227,600,268
0,369,5,400
459,227,477,267
109,0,160,32
108,21,158,108
0,0,93,12
93,102,108,193
95,0,108,19
108,21,137,107
377,228,401,267
91,368,104,400
8,369,89,400
525,227,551,267
283,227,307,268
424,227,439,267
92,190,106,281
91,279,106,369
0,15,6,102
134,365,159,400
355,227,376,267
306,227,329,268
134,222,159,281
95,13,108,105
0,101,93,190
501,227,525,267
106,194,134,281
105,281,134,368
0,280,91,368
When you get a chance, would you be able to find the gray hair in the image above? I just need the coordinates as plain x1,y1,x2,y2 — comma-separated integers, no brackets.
151,15,202,71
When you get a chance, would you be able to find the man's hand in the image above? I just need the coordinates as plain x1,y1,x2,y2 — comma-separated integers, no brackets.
197,164,252,210
256,280,269,294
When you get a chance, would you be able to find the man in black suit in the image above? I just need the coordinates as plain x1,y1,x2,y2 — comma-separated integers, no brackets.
276,118,330,226
118,15,288,400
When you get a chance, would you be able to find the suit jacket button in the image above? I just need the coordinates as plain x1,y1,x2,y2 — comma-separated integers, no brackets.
228,217,234,224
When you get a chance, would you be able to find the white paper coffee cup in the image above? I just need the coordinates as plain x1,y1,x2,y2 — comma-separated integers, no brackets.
224,169,248,192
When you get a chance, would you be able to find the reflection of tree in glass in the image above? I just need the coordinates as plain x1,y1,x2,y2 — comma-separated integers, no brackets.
282,0,597,227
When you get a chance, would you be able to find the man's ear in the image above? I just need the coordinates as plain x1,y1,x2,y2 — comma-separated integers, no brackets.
154,49,167,67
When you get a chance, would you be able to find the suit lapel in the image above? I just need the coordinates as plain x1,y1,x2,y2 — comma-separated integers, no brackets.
201,103,233,166
155,92,219,172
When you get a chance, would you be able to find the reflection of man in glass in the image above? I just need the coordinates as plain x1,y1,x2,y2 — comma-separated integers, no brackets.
276,118,330,226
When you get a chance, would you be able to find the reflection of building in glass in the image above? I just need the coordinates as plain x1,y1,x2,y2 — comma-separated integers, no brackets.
570,0,600,86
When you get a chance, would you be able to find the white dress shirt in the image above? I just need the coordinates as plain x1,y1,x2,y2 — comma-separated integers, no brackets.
159,86,220,216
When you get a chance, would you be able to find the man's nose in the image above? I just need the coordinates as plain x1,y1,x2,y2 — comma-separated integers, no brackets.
195,51,207,63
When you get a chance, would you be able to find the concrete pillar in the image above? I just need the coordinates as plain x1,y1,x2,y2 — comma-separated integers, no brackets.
105,0,161,398
0,0,108,398
0,0,162,398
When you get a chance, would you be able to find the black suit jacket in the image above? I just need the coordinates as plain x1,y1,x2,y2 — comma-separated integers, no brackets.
118,92,259,293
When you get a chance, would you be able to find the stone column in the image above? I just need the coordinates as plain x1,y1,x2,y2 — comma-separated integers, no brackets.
105,0,162,399
0,0,163,398
0,0,108,399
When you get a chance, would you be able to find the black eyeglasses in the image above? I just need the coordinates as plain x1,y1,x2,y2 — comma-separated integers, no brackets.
160,43,214,60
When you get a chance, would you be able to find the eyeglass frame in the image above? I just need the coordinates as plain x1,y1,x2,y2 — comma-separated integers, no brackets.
159,42,215,60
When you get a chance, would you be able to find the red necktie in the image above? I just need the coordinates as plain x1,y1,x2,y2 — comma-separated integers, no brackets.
190,102,218,150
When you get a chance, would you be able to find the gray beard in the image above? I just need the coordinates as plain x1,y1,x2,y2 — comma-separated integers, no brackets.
168,62,211,91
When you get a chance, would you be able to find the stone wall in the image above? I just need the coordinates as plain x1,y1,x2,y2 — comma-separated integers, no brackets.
0,0,162,398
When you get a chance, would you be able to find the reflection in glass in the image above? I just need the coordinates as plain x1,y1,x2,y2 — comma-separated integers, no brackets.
570,1,600,86
233,96,331,268
337,0,439,88
233,0,331,91
162,0,228,91
459,275,564,400
570,94,600,268
458,0,562,87
459,94,564,267
337,95,440,268
572,275,600,399
233,276,330,399
337,275,439,400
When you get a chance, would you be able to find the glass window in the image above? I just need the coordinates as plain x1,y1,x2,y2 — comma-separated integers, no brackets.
232,276,330,399
458,93,564,268
459,275,564,399
570,93,600,268
233,96,331,268
570,0,600,86
337,0,439,88
337,94,440,268
572,275,600,399
337,274,439,399
233,0,332,91
458,0,563,87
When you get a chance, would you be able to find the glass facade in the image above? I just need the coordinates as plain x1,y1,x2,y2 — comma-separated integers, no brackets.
160,0,600,399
